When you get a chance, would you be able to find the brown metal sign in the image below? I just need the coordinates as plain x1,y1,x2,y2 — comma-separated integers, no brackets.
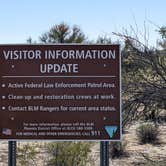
0,45,121,140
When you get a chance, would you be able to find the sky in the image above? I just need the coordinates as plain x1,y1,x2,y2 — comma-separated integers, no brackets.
0,0,166,46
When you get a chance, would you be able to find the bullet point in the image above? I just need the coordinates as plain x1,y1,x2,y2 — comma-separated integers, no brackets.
11,117,14,120
2,84,5,88
2,107,5,110
2,96,6,99
103,117,107,120
11,65,15,68
104,64,107,67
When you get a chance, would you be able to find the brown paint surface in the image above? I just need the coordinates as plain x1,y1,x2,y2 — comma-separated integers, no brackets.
0,45,121,140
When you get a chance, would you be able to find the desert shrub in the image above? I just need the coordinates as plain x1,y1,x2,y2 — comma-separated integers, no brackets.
157,110,166,124
144,109,160,122
109,141,127,158
136,123,159,144
46,142,92,166
17,144,38,166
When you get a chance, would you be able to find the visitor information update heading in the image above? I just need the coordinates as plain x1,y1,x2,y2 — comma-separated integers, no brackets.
2,49,116,73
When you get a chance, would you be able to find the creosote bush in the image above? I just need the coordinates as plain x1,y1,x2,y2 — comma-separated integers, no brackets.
136,123,159,144
109,141,127,158
47,142,93,166
17,144,38,166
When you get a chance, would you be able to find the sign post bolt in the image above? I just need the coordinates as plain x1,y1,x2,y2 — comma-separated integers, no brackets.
2,84,5,88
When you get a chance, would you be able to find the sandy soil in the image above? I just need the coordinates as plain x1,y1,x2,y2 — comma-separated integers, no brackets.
87,123,166,166
110,123,166,166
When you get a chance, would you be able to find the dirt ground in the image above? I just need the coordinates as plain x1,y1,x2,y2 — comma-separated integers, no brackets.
110,123,166,166
0,122,166,166
88,122,166,166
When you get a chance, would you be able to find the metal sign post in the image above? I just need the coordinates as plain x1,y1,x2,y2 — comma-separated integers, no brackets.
100,141,109,166
8,141,16,166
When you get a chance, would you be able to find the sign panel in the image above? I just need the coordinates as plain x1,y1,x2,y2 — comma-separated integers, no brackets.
0,45,121,140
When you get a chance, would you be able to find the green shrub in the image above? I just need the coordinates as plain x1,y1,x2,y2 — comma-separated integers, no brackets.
17,144,38,166
46,142,92,166
136,123,159,144
109,141,127,158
